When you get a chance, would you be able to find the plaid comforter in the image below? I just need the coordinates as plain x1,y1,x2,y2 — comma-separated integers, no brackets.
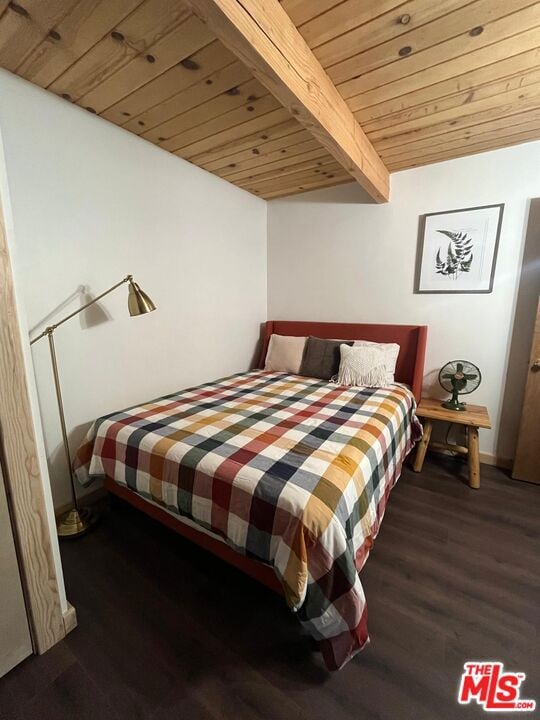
74,370,421,670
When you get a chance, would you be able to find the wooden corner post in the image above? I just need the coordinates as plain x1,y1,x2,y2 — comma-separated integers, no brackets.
0,179,68,653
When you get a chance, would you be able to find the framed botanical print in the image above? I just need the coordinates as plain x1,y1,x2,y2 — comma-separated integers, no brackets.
416,203,504,294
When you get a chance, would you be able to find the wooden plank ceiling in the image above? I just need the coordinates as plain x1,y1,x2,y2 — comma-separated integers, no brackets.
0,0,539,199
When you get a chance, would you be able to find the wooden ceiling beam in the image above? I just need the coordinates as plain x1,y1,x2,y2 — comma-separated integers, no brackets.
182,0,389,202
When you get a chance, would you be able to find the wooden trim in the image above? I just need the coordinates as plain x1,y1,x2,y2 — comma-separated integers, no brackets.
182,0,389,202
422,444,512,470
513,296,540,483
480,453,512,470
0,180,66,653
62,602,78,636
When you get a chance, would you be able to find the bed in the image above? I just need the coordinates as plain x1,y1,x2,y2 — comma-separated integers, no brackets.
74,321,426,670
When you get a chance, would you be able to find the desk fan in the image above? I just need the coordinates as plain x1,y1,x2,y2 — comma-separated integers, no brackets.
438,360,481,411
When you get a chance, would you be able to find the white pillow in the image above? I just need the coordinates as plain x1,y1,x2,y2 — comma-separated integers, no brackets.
353,340,400,385
264,334,306,374
336,344,388,387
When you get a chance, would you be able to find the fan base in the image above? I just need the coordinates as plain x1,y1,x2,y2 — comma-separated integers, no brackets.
441,399,466,411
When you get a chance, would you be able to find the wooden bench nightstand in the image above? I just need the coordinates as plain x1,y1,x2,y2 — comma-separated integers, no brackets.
413,398,492,489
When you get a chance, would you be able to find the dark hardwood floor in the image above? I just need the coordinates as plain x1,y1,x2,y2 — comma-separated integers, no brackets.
1,457,538,720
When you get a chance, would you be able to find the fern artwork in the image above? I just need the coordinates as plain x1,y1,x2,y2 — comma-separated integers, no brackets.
434,230,474,280
417,204,504,294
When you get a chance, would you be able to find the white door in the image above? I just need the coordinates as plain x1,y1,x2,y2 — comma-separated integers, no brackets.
0,461,33,677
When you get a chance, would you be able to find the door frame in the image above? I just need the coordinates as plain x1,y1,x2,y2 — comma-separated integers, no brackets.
0,172,73,654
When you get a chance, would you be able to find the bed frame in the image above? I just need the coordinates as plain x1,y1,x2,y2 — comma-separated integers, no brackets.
258,320,427,402
106,321,427,595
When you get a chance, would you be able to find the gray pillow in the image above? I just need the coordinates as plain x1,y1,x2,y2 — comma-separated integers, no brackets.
299,336,353,381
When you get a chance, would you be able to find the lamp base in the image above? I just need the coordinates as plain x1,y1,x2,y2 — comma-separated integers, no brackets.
57,507,98,539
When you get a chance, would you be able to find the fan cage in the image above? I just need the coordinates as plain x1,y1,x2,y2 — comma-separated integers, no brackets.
438,360,482,396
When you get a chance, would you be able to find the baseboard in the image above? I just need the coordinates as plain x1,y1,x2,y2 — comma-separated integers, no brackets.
62,602,78,635
428,447,513,470
479,453,513,470
54,486,107,518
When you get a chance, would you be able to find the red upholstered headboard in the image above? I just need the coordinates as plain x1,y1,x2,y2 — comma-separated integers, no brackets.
258,321,427,403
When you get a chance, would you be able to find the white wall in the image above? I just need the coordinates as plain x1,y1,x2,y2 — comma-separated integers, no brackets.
0,69,267,508
2,64,538,493
268,142,540,460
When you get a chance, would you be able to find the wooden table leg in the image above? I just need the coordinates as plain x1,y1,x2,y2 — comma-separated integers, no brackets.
413,418,433,472
467,425,480,489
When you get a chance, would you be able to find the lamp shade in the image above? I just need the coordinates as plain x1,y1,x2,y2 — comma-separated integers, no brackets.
128,281,156,316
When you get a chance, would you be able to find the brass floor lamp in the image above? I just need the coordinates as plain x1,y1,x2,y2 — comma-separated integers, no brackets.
31,274,155,538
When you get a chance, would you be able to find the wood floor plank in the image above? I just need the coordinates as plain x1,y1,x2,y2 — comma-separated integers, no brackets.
2,457,536,720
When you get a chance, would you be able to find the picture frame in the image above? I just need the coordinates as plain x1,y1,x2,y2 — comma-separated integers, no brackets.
415,203,504,294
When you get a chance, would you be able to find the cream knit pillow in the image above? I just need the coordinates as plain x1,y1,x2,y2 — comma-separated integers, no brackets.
353,340,400,385
336,344,388,387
